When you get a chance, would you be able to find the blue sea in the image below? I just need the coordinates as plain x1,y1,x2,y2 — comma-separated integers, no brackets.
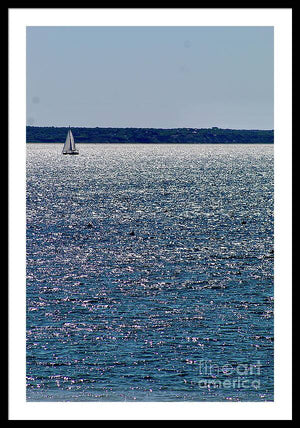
26,143,274,401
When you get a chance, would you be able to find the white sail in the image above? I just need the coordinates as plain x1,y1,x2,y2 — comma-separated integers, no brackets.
62,128,79,154
63,130,71,153
69,130,75,151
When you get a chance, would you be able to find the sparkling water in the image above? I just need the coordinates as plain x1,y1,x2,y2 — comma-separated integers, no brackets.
26,144,273,401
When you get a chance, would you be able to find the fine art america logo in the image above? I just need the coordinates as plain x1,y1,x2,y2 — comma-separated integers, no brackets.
198,360,262,390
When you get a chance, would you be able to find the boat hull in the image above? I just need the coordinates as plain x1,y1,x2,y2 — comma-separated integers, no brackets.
63,151,79,155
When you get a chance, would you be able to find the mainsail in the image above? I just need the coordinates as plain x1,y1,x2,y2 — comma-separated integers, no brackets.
62,128,79,154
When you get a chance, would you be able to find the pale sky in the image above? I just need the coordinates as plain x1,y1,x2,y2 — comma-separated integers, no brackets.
26,26,274,129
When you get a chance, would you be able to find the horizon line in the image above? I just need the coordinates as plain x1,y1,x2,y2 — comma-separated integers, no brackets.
26,125,274,131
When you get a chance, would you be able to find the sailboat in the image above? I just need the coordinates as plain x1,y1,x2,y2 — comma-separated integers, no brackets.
62,127,79,155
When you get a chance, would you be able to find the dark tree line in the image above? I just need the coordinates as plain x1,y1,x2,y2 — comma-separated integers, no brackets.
26,126,274,144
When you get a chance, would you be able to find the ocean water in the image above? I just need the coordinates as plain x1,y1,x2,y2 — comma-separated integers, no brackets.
26,144,274,402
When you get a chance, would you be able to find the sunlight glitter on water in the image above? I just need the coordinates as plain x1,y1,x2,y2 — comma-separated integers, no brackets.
26,144,273,401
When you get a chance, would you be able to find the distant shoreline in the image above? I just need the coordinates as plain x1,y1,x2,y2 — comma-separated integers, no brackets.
26,126,274,144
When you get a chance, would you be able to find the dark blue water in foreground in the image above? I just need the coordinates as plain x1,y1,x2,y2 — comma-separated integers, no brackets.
26,144,273,401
